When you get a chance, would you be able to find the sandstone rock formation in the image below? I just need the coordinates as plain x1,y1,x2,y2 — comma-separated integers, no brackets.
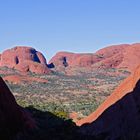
49,52,103,68
0,46,50,74
77,65,140,139
1,43,140,75
49,43,140,73
0,76,36,139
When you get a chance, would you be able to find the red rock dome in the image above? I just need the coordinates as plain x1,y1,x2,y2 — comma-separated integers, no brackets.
0,46,50,74
49,43,140,73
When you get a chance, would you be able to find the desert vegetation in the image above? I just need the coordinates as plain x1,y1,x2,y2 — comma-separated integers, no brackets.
0,66,130,120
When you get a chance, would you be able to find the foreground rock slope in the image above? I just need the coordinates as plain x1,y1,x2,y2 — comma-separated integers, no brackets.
0,76,36,139
77,65,140,139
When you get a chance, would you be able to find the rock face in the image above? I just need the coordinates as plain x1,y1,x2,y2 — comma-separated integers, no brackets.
77,65,140,139
1,44,140,75
49,51,103,68
0,46,50,74
49,43,140,73
0,76,36,139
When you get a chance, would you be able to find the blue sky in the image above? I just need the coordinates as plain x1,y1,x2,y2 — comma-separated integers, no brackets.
0,0,140,61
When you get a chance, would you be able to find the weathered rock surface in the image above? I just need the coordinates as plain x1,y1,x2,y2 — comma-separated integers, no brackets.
49,43,140,73
1,44,140,75
77,65,140,139
0,46,50,74
49,52,102,68
0,76,36,139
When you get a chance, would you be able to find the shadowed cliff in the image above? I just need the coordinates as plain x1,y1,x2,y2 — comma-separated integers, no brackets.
0,76,85,140
0,77,36,140
79,79,140,139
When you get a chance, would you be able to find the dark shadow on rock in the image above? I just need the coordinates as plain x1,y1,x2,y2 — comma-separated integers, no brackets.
5,76,140,139
17,106,94,140
0,76,95,140
80,79,140,140
47,63,55,68
0,76,36,140
62,57,68,67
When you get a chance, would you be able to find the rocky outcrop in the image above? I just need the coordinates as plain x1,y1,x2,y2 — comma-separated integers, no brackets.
1,43,140,75
77,65,140,139
117,43,140,71
49,43,140,73
0,76,36,139
49,52,103,68
0,46,50,74
95,44,128,58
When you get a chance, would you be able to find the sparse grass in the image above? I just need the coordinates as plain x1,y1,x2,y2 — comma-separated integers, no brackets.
3,67,129,119
0,66,132,140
